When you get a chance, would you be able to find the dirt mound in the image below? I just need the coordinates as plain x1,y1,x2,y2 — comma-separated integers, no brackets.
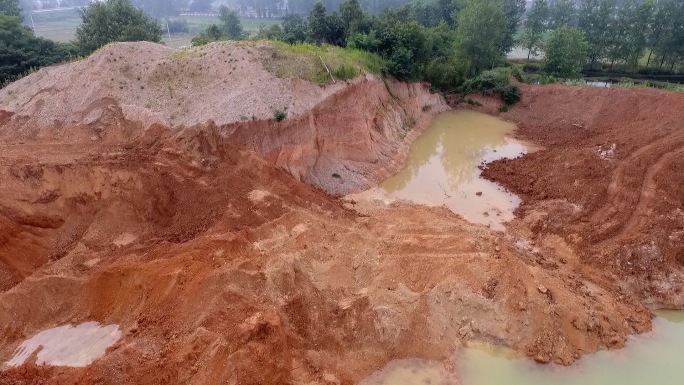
0,41,446,195
0,41,347,130
0,112,652,384
476,84,684,308
2,51,682,383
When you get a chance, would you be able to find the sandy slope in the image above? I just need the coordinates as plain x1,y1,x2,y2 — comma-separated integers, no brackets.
0,41,346,129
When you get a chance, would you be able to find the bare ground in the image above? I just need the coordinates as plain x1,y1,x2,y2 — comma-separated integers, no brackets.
0,46,681,384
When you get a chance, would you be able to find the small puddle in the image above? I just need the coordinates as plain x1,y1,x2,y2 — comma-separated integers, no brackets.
359,358,457,385
458,311,684,385
380,110,527,231
4,321,121,368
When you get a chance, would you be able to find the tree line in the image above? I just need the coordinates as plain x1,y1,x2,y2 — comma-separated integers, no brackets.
198,0,527,90
522,0,684,76
4,0,684,89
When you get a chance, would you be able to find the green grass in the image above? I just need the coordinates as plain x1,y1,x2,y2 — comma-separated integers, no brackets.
263,41,386,84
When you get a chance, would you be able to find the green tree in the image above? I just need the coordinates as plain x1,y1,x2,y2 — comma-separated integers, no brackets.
75,0,161,55
551,0,576,29
281,14,309,43
521,0,548,61
0,15,74,85
646,0,684,70
543,27,588,77
339,0,366,37
0,0,21,18
605,0,652,71
218,6,244,39
455,0,507,73
578,0,616,70
308,1,329,43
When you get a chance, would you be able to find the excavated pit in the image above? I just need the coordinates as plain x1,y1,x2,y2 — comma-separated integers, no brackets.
0,42,682,384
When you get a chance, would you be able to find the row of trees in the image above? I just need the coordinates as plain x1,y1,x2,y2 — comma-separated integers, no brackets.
521,0,684,73
238,0,525,89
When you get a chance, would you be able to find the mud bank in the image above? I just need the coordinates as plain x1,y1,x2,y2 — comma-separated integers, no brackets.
469,84,684,309
0,42,447,195
221,76,446,195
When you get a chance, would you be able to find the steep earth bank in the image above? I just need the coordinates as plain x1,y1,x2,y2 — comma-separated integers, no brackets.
0,42,447,195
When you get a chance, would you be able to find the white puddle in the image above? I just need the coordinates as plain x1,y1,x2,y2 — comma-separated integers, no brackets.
4,321,121,368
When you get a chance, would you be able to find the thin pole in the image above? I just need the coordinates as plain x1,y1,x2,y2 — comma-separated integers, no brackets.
30,12,36,33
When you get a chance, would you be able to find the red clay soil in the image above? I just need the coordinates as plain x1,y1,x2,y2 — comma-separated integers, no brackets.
473,84,684,308
1,83,682,384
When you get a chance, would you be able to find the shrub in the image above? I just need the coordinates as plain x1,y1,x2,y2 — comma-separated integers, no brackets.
522,62,541,73
500,84,521,105
274,110,287,122
460,67,522,106
461,67,522,94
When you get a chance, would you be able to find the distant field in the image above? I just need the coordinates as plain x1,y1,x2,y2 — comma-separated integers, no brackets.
28,9,281,48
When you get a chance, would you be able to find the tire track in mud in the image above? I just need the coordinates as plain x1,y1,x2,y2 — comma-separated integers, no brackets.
597,144,684,247
588,130,684,244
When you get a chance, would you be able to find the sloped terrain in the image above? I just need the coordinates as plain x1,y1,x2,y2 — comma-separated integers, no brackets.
0,42,682,384
479,84,684,308
0,121,651,384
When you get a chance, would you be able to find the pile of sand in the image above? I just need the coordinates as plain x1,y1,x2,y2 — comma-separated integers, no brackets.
0,41,346,129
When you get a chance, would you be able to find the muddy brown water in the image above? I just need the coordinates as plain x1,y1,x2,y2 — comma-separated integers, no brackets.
380,110,527,231
360,307,684,384
457,311,684,385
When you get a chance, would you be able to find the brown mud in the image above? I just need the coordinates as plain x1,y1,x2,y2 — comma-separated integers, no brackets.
472,84,684,309
0,45,680,383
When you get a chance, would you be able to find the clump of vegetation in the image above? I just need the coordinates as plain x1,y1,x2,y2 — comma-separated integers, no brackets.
333,64,357,80
274,109,287,122
465,98,482,106
0,14,77,86
500,84,521,105
543,28,588,79
460,67,523,105
263,41,385,84
75,0,162,55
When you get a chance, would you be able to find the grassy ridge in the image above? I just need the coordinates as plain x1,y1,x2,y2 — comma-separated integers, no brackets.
263,41,386,84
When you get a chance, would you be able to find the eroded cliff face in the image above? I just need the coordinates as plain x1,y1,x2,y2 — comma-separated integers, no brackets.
221,76,447,195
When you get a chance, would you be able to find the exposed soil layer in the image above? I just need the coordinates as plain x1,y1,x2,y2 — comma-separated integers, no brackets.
0,42,447,195
0,120,652,384
0,58,679,383
472,84,684,308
